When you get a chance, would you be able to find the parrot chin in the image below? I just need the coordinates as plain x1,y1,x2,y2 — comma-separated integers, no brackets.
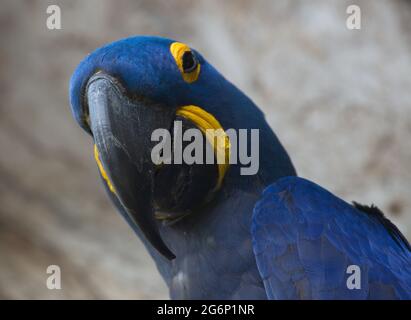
83,72,220,260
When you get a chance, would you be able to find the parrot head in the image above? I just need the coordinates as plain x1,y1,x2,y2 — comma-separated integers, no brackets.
69,36,295,260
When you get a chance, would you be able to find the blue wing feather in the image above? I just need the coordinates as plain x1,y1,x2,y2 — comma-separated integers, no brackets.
251,176,411,299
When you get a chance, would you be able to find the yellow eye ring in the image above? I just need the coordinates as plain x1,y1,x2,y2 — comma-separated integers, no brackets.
170,42,201,83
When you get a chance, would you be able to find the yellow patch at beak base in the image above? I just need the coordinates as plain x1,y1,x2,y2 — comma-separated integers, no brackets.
94,144,116,194
176,105,230,190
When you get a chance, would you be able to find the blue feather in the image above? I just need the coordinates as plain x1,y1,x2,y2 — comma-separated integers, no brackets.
252,176,411,299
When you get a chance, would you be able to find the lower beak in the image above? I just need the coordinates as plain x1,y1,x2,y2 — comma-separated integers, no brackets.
86,72,176,260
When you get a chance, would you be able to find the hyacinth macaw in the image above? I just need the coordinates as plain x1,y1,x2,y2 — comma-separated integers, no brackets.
69,36,411,299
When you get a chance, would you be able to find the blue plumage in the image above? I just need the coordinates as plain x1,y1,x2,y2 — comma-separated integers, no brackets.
252,176,411,299
69,36,411,299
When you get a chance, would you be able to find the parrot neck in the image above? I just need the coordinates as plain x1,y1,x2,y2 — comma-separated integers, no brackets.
153,186,268,299
145,104,296,298
148,83,296,298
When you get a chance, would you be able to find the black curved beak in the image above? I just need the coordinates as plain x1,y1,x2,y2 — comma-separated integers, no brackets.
86,72,176,260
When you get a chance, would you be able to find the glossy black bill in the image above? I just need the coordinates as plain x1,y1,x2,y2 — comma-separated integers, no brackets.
86,72,176,260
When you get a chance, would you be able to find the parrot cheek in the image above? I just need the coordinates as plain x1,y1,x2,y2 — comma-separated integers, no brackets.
153,115,219,220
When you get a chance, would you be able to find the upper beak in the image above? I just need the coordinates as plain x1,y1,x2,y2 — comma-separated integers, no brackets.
86,72,176,260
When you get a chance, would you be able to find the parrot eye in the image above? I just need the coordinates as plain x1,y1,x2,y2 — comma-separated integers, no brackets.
170,42,201,83
182,51,198,73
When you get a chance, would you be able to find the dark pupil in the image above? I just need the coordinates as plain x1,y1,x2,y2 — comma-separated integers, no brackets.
182,51,197,73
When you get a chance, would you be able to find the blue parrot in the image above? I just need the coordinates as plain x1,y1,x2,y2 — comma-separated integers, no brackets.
69,36,411,299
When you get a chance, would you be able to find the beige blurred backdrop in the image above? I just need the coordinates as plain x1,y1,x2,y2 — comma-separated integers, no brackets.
0,0,410,299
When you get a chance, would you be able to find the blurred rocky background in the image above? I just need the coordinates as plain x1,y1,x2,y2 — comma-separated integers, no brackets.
0,0,410,299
